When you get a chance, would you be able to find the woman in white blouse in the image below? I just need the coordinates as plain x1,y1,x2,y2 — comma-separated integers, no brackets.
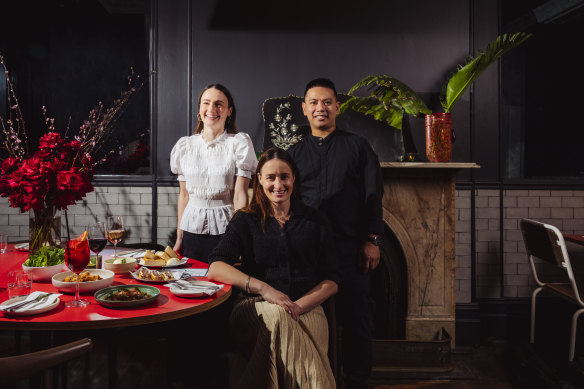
170,84,257,262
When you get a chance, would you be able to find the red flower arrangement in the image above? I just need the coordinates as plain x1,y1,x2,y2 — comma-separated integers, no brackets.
0,132,94,212
0,53,141,212
0,52,142,251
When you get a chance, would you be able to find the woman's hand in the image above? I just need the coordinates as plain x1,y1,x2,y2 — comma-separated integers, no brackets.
173,239,182,256
256,281,302,321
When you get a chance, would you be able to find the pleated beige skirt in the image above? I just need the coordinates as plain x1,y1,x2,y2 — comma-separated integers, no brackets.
229,296,336,389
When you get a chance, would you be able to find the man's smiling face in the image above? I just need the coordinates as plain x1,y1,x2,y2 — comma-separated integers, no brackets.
302,86,339,133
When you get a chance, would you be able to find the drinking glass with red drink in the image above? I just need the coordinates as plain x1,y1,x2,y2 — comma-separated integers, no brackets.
65,233,90,307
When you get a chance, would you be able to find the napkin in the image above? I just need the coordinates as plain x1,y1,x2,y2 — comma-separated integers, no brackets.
0,291,61,313
166,280,224,295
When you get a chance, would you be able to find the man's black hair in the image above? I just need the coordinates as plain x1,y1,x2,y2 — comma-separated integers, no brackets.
304,78,338,98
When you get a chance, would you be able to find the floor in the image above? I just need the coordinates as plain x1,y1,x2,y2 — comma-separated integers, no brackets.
4,328,584,388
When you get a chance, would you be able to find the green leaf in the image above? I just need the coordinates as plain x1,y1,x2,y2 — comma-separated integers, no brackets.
441,32,531,113
340,75,430,130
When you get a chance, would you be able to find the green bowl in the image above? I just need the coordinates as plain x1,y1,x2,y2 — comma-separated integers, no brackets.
94,285,159,308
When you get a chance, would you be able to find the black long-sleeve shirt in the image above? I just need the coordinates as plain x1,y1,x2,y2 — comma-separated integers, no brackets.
208,200,341,301
288,128,384,247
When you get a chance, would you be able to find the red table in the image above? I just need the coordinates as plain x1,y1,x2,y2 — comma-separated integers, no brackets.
0,244,232,330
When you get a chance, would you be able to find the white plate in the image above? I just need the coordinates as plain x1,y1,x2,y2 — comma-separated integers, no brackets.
169,281,221,298
138,258,188,268
52,270,115,293
0,295,60,316
130,269,187,284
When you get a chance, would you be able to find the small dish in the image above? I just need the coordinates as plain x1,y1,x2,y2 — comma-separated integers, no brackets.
94,285,160,308
169,281,222,298
130,269,187,284
104,257,137,274
0,294,60,316
138,258,188,268
22,262,66,282
52,269,115,293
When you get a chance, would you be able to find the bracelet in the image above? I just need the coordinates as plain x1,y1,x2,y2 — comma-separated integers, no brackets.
245,275,251,293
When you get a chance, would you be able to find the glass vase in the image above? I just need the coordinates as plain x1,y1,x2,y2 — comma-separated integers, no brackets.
29,207,62,254
425,113,454,162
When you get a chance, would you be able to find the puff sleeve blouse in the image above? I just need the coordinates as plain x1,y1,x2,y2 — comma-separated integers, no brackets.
170,131,257,235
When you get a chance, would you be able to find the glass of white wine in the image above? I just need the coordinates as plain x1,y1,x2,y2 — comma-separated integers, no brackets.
106,216,125,259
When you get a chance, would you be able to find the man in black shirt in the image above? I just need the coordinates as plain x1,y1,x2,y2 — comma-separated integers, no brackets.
288,78,383,389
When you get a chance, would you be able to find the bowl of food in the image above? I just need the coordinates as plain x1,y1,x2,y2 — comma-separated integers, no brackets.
104,257,137,274
52,269,115,293
94,285,160,308
22,246,67,281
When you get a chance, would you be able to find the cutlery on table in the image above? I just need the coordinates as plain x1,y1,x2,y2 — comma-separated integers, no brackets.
5,293,53,312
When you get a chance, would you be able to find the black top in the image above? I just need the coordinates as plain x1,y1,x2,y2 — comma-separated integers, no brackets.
208,200,341,301
288,128,384,244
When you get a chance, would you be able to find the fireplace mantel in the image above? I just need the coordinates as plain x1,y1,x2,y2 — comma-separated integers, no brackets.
380,162,479,345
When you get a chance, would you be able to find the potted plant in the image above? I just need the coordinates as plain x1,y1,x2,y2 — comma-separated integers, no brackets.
339,75,431,161
341,32,532,162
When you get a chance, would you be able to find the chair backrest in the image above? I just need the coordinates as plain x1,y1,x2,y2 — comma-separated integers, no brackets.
261,94,405,161
520,218,567,269
0,338,93,386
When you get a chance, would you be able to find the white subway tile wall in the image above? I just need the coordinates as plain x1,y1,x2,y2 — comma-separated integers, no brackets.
0,186,180,248
2,186,584,303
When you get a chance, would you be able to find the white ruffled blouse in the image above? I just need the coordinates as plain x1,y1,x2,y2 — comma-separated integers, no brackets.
170,132,257,235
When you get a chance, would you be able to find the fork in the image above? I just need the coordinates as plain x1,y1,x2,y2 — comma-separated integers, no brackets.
5,293,53,312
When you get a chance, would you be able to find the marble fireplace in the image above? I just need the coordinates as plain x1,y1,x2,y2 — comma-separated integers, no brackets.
377,162,478,347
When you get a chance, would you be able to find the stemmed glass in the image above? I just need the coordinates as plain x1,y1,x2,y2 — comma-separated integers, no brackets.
107,216,125,259
88,222,107,269
65,238,90,307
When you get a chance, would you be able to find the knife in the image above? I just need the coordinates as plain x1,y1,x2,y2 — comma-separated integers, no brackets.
5,293,53,312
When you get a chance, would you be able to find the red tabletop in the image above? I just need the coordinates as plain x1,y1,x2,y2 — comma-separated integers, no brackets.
564,234,584,245
0,244,231,330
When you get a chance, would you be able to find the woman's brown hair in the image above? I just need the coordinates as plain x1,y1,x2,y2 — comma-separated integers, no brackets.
194,84,238,134
242,147,300,231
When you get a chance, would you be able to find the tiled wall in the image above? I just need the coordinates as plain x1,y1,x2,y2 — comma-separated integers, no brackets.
3,186,584,304
455,189,584,303
0,186,179,248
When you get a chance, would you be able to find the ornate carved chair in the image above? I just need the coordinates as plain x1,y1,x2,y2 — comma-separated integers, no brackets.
261,93,405,161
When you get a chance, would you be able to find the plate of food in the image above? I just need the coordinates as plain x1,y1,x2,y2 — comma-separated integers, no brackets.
130,267,187,284
94,285,159,308
52,269,115,293
137,246,187,268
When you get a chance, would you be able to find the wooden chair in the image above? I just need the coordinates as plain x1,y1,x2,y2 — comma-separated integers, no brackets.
520,218,584,361
0,338,93,388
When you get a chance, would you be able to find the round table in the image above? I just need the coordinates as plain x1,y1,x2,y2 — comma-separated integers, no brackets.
0,244,232,330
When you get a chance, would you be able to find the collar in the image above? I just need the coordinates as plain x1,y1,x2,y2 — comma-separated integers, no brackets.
309,128,338,146
199,130,228,146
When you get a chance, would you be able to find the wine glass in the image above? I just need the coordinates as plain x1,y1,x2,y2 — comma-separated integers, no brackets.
65,238,90,307
88,222,107,269
107,216,125,259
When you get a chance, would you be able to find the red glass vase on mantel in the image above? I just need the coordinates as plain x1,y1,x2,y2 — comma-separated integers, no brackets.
425,113,454,162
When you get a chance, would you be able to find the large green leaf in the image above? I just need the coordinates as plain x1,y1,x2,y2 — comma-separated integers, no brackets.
340,75,430,130
441,32,531,113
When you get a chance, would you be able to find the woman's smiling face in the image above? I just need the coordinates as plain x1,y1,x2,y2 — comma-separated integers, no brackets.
258,158,295,206
199,87,232,130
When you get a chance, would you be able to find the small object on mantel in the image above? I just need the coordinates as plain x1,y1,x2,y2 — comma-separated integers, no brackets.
397,153,420,162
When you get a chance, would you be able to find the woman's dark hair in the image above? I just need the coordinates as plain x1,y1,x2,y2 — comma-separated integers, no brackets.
194,83,238,134
243,147,299,231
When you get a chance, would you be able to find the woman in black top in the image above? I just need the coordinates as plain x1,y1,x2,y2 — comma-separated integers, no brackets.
208,147,339,388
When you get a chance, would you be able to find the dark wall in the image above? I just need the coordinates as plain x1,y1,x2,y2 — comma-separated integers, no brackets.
156,0,501,182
